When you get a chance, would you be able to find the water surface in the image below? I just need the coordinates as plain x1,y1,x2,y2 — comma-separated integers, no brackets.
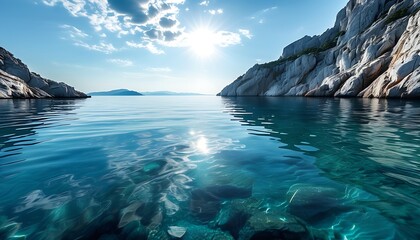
0,96,419,239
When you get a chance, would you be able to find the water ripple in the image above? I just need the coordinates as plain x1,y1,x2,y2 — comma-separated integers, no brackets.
0,97,419,239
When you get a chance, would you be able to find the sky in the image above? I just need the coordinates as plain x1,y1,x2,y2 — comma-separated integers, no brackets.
0,0,347,94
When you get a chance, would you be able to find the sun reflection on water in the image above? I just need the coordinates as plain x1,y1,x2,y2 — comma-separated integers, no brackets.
195,136,210,154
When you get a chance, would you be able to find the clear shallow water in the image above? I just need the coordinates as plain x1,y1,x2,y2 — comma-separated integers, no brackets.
0,96,419,240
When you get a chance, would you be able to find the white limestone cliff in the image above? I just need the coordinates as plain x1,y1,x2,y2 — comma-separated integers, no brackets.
218,0,420,98
0,47,88,98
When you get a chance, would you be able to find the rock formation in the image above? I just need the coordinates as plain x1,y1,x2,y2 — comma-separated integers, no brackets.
219,0,420,98
0,47,88,98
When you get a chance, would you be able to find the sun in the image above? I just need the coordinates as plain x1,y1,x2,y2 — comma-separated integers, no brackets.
188,28,217,58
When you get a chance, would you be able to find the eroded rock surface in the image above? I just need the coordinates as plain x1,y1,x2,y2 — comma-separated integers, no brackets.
219,0,420,98
0,47,88,98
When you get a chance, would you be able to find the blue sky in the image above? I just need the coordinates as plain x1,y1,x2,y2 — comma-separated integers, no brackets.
0,0,347,94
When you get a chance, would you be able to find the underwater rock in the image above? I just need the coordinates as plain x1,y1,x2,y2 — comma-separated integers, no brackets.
190,185,252,222
190,198,221,222
167,226,187,238
214,198,265,238
194,185,252,200
143,160,167,174
97,234,119,240
121,221,148,240
215,207,250,239
178,223,234,240
135,202,162,227
286,184,347,223
239,211,313,240
148,228,170,240
118,202,143,228
215,198,337,240
8,235,27,240
0,222,20,240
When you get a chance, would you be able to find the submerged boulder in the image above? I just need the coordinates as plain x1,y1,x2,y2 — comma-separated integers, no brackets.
239,211,313,240
0,222,21,240
285,184,350,223
190,185,252,222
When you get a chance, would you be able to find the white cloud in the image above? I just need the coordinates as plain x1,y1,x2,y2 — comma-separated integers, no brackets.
251,6,278,24
146,67,172,72
262,6,278,13
42,0,245,54
60,23,116,54
239,29,252,39
42,0,59,6
61,24,88,39
74,41,117,54
215,31,241,47
41,0,187,49
126,41,165,55
107,58,134,67
208,9,223,15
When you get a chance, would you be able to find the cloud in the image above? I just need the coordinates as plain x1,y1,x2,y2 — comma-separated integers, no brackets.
60,24,117,54
215,31,241,47
145,28,163,39
42,0,59,6
163,30,182,41
262,6,278,13
75,41,117,54
61,24,88,39
239,29,252,39
208,9,223,15
42,0,246,54
108,0,149,24
199,1,210,6
41,0,186,43
107,58,134,67
126,41,165,55
251,6,278,24
159,17,177,28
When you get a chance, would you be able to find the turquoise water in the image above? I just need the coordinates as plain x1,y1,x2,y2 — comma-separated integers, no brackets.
0,96,419,240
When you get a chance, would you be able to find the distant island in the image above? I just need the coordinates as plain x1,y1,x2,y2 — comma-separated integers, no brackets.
89,89,205,96
89,89,143,96
142,91,205,96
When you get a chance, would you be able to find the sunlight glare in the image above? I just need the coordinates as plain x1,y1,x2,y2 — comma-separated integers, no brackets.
188,28,216,58
196,136,210,154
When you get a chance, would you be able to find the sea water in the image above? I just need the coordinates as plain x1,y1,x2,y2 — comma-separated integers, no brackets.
0,96,419,239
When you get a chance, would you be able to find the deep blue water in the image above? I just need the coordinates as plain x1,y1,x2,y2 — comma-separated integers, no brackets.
0,96,419,240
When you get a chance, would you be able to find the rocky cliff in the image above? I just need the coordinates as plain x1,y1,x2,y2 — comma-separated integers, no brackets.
0,47,88,98
219,0,420,98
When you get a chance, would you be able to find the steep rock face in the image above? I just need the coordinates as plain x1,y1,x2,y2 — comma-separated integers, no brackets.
0,47,88,98
219,0,420,98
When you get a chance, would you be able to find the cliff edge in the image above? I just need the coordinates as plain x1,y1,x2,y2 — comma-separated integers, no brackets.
219,0,420,98
0,47,88,98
